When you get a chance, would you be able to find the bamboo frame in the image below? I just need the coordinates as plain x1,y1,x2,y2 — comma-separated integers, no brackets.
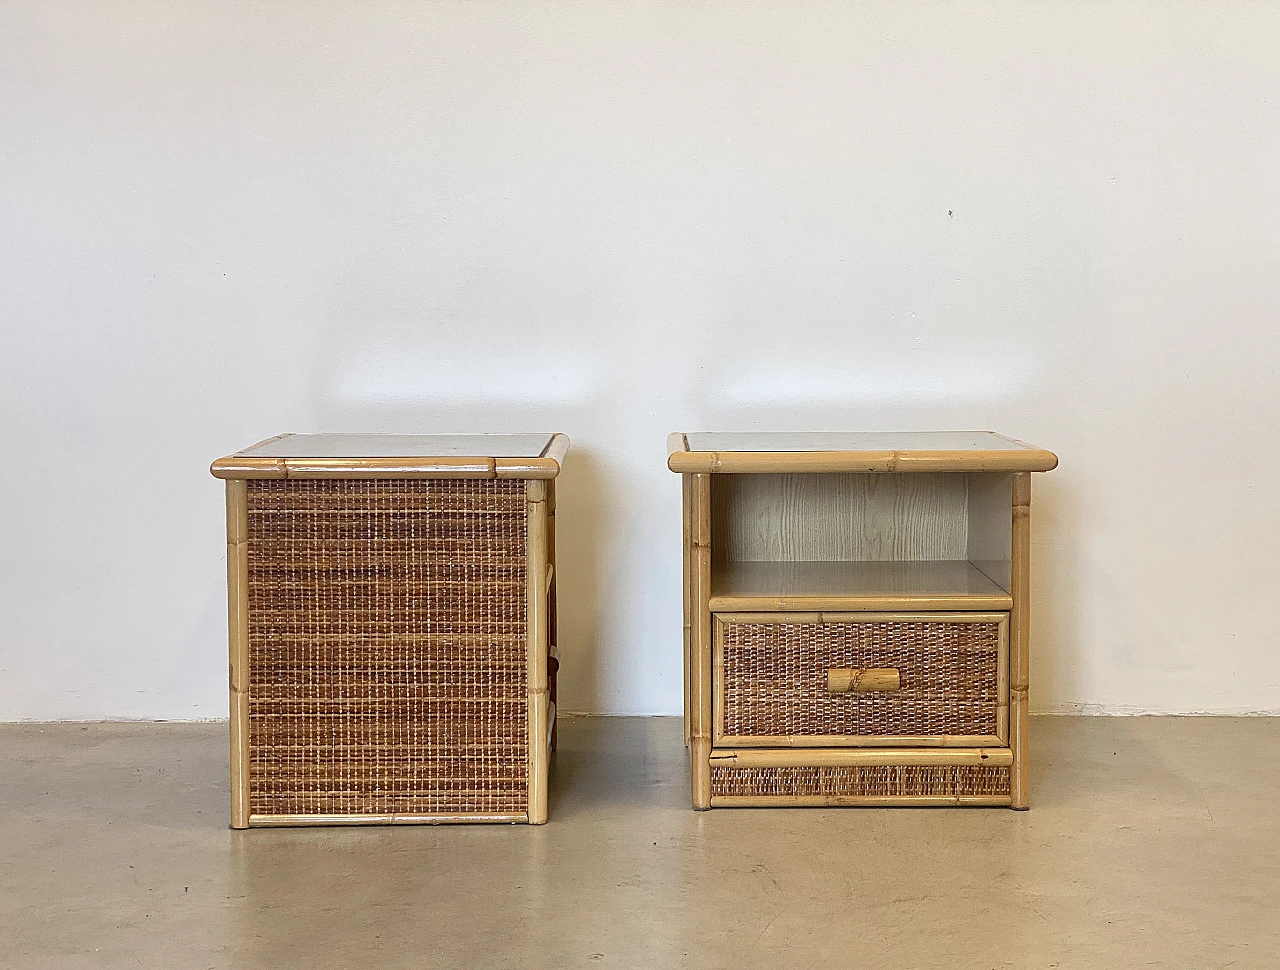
682,472,693,747
997,608,1010,744
211,433,571,481
666,431,1058,475
210,456,569,480
541,432,571,469
711,612,1008,748
669,451,1057,475
709,748,1013,768
1010,472,1032,809
243,479,557,828
690,473,713,809
708,591,1013,612
716,734,1005,748
221,435,567,829
668,430,1050,812
225,480,250,830
709,795,1013,808
547,477,558,753
526,478,550,824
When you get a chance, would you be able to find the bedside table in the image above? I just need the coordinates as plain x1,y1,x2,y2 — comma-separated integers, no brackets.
667,432,1057,810
211,433,568,827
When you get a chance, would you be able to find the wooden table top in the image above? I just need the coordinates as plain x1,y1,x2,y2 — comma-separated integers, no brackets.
212,433,569,480
667,431,1056,473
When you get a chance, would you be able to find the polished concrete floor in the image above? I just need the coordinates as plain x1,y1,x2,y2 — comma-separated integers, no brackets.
2,716,1278,969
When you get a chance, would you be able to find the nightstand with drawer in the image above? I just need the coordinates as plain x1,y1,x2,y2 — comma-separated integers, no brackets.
667,432,1058,810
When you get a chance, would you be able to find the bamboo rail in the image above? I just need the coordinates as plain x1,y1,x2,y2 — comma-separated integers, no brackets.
690,473,712,809
668,450,1058,475
709,748,1013,768
211,434,571,481
682,472,693,747
225,479,251,830
709,795,1012,808
1010,472,1032,809
526,478,550,824
713,734,1006,748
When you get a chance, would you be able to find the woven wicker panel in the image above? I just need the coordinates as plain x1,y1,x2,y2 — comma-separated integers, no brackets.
245,478,528,817
719,617,1002,739
711,765,1011,798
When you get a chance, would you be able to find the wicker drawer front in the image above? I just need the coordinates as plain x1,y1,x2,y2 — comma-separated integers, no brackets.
246,478,528,819
714,612,1007,746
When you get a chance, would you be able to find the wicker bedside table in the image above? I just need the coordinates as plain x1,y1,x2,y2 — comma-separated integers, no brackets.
667,432,1057,810
211,433,568,828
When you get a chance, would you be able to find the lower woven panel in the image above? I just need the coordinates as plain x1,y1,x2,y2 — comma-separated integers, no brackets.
711,765,1011,798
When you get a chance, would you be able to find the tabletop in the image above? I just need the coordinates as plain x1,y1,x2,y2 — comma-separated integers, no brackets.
212,433,569,480
667,431,1057,473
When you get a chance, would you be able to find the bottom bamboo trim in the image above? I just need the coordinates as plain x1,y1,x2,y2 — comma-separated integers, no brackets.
710,748,1013,769
710,795,1012,808
247,812,531,827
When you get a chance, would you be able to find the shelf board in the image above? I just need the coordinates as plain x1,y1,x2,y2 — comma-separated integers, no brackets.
709,560,1012,612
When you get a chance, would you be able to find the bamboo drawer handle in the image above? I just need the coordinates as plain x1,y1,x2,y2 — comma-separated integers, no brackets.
827,668,901,693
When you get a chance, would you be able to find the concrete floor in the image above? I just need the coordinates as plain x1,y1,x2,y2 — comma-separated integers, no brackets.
1,717,1278,969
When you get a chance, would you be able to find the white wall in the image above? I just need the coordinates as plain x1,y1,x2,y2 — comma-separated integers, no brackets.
2,0,1279,720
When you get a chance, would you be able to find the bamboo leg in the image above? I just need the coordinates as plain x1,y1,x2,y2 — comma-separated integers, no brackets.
1010,472,1032,810
690,473,712,809
682,473,692,748
546,478,558,753
526,479,550,824
225,480,251,830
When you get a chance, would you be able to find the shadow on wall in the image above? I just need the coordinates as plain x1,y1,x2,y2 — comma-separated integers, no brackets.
548,448,609,715
1031,471,1082,712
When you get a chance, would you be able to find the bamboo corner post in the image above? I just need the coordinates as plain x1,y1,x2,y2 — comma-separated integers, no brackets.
225,479,250,830
526,477,551,825
546,476,559,753
667,431,1055,811
682,472,693,748
1010,471,1032,810
212,433,567,828
690,472,712,810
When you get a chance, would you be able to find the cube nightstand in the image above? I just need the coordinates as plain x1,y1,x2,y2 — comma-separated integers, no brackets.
211,433,567,827
668,432,1057,810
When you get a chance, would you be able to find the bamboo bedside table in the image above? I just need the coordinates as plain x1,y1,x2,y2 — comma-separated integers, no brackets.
210,433,568,828
667,432,1057,810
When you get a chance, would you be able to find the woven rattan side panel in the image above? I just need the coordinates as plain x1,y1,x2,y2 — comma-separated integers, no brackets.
719,617,1002,740
711,765,1011,798
245,479,527,817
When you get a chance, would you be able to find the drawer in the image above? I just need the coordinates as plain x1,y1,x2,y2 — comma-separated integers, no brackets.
713,612,1008,747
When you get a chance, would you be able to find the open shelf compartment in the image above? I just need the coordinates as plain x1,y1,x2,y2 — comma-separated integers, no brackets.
709,471,1012,611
